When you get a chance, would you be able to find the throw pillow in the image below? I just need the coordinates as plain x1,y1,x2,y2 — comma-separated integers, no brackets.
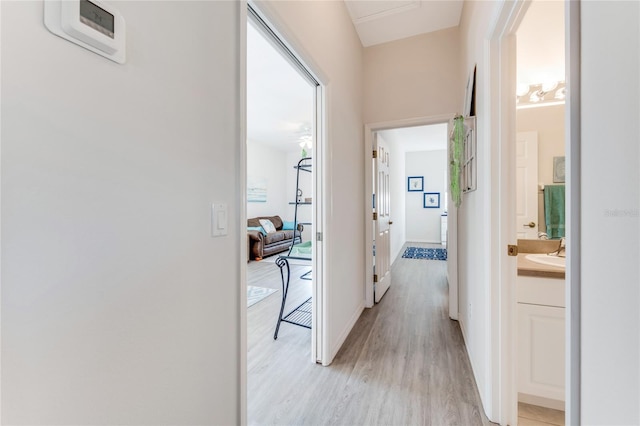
247,226,266,236
282,221,296,231
259,219,277,234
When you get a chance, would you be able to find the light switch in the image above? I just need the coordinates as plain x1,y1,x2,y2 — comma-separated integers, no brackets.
211,203,228,237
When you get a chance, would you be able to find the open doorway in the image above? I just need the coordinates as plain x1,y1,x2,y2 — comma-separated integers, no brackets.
513,1,567,423
244,5,326,421
488,0,572,424
364,117,457,316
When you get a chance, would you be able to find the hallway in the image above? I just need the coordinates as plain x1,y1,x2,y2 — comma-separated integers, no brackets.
248,244,491,425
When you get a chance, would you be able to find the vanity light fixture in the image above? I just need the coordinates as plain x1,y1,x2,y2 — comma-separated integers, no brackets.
516,80,566,109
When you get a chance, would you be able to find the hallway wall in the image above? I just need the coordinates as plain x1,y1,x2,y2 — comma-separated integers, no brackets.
457,1,501,417
580,1,639,423
363,28,461,124
1,2,241,424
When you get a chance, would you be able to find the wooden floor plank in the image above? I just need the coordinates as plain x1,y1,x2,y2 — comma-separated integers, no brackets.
247,245,492,425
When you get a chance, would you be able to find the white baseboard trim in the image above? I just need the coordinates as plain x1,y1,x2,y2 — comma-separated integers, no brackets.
328,300,365,364
406,240,443,244
458,317,495,422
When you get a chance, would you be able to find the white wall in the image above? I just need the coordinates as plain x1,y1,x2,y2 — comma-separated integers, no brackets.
254,0,365,360
405,150,447,243
386,137,406,263
247,141,289,219
581,1,639,424
285,150,313,242
1,1,240,424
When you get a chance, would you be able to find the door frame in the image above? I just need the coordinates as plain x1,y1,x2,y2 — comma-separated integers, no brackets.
489,1,580,424
364,114,457,316
240,1,330,423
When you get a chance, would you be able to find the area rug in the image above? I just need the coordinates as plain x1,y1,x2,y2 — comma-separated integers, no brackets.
401,247,447,261
247,286,278,307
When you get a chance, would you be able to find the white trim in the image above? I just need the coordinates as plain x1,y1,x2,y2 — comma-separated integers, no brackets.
238,2,248,424
245,0,330,367
364,114,457,313
565,1,581,424
328,301,364,364
489,0,579,424
487,1,531,423
0,1,3,419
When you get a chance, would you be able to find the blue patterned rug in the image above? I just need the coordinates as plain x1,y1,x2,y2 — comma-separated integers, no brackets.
402,247,447,261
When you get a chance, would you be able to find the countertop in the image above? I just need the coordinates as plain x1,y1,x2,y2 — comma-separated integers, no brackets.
517,253,565,279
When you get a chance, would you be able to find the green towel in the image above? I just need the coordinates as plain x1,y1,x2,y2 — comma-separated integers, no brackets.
544,185,565,239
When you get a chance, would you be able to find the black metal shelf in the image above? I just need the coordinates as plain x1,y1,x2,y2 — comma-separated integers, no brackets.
274,156,313,340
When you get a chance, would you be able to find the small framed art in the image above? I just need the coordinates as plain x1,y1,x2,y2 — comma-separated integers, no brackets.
408,176,423,192
424,192,440,208
553,156,565,183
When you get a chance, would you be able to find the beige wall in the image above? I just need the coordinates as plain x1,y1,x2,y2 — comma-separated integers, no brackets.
254,0,366,359
457,0,502,418
517,104,565,232
363,28,461,124
517,105,565,185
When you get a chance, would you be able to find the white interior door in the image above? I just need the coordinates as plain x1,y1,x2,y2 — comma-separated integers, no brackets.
373,134,392,303
516,131,539,239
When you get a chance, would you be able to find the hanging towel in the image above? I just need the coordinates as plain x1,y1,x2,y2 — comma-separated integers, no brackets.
544,185,565,239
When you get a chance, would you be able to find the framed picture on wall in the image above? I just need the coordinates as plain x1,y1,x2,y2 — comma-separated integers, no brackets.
408,176,423,192
553,156,565,183
423,192,440,208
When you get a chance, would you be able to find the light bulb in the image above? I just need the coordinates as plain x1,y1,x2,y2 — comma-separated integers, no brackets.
529,91,543,103
554,87,566,100
516,83,530,97
541,81,558,93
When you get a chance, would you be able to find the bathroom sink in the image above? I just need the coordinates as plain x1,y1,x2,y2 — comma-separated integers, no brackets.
525,253,566,268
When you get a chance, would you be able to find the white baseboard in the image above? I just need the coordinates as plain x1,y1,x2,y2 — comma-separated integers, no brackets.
458,317,495,422
406,239,443,244
327,300,365,365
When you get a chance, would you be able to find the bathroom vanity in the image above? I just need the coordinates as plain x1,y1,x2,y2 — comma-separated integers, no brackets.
517,253,565,410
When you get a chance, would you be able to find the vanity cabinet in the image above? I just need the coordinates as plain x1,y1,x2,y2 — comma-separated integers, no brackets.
517,275,565,408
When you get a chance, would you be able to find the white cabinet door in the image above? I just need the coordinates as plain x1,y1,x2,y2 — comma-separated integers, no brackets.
518,303,565,403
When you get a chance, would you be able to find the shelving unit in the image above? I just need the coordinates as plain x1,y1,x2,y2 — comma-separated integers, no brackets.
274,157,313,340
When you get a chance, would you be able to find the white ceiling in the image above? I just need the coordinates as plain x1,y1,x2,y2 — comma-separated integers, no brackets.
344,0,463,47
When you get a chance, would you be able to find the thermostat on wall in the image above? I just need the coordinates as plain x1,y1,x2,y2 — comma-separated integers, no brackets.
44,0,126,64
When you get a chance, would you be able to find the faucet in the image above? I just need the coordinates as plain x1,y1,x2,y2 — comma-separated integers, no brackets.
549,237,566,257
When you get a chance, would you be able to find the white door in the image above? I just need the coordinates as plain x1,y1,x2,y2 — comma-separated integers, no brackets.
516,131,539,239
373,134,392,303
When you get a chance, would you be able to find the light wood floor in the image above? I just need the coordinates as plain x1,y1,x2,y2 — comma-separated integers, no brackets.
518,402,565,426
247,244,492,425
